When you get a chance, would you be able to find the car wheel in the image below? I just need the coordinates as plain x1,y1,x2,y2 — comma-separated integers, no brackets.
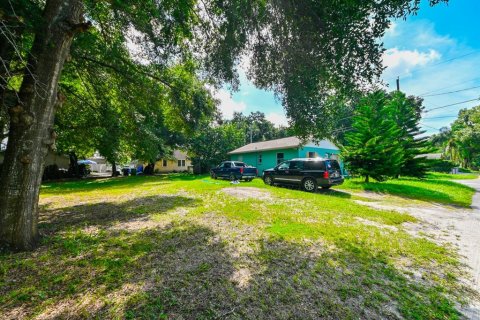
264,176,274,186
211,172,217,180
302,178,317,192
229,173,236,181
321,186,331,190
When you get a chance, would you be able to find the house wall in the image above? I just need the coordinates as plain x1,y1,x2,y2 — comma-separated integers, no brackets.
230,148,299,175
298,146,340,159
44,151,70,169
154,159,192,173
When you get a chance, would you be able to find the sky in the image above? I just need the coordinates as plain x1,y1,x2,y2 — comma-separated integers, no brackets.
215,0,480,135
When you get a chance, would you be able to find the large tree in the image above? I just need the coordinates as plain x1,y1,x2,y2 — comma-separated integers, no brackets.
388,91,429,178
1,0,448,250
228,111,290,144
187,122,245,173
342,91,404,182
448,106,480,169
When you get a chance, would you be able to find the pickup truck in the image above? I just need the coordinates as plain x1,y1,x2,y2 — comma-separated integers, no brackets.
210,161,258,181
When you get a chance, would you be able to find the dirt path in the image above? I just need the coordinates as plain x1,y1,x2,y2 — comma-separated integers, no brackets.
456,178,480,319
354,178,480,319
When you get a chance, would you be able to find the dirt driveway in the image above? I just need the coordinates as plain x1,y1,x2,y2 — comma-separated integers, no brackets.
456,178,480,319
353,178,480,319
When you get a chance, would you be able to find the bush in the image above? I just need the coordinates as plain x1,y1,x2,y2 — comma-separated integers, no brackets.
425,159,455,173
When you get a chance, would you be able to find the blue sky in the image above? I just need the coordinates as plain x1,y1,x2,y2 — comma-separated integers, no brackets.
216,0,480,134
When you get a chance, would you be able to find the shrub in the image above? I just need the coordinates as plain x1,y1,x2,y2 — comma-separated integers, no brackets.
425,159,455,173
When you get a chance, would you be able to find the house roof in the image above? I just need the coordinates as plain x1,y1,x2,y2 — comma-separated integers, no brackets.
416,153,443,160
228,136,339,155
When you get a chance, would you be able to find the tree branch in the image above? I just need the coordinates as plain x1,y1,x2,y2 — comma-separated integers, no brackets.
76,55,173,89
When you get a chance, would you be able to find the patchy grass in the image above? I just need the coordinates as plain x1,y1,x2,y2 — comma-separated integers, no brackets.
338,176,475,207
0,174,474,319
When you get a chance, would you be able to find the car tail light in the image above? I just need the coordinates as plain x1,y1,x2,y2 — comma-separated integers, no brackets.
240,167,244,174
323,171,329,179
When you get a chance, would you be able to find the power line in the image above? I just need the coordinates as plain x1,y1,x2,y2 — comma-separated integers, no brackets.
419,123,441,131
422,115,457,120
417,77,480,96
424,97,480,113
421,85,480,97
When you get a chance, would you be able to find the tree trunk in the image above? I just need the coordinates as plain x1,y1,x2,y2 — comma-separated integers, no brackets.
0,0,86,251
365,175,369,183
111,162,117,177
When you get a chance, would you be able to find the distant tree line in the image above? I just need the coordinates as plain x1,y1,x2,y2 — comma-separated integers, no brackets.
428,106,480,170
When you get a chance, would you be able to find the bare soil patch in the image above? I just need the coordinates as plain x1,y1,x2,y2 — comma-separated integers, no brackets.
220,187,272,201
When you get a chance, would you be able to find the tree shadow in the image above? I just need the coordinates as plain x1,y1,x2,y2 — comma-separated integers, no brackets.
39,194,201,233
315,188,352,198
41,175,172,195
273,184,352,199
0,219,472,319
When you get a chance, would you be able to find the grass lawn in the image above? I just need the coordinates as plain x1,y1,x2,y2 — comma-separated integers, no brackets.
338,174,476,207
0,174,475,319
426,172,479,180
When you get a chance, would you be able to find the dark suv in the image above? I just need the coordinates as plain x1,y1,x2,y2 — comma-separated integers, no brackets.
263,158,344,192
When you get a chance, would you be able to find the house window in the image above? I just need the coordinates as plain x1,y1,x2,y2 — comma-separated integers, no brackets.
258,153,262,165
307,151,316,158
277,152,284,165
177,159,186,167
162,159,167,167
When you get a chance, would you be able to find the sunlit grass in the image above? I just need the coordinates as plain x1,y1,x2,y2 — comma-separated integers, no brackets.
0,174,473,319
338,175,475,207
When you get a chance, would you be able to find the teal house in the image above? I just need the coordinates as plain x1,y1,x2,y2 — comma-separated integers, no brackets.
228,136,341,175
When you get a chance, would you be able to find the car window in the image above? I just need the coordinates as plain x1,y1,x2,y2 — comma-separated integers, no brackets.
277,161,290,170
234,162,246,167
218,163,224,168
326,160,340,170
289,161,304,170
305,161,326,170
224,162,232,168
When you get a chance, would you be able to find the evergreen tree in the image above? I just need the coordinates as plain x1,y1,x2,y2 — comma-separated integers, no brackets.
388,92,430,178
342,91,404,182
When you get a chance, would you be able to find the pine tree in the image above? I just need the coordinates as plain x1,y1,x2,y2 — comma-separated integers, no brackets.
388,92,430,178
342,91,404,182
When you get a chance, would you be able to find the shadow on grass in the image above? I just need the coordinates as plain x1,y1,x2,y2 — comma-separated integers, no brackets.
272,184,352,199
0,220,470,319
316,188,352,199
38,195,200,233
41,175,172,195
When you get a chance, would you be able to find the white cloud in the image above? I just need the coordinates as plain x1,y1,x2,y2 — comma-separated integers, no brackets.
382,48,441,80
385,21,398,37
266,112,289,127
379,18,480,135
215,89,247,119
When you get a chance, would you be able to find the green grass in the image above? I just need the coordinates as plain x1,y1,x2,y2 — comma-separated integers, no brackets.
338,175,475,207
0,174,474,319
426,172,479,180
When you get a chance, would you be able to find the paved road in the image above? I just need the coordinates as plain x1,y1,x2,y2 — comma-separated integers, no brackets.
456,178,480,319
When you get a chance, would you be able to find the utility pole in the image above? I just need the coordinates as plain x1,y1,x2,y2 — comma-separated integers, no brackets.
396,76,400,91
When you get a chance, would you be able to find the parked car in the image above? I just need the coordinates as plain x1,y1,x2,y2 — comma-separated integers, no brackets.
211,161,258,181
262,158,344,192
